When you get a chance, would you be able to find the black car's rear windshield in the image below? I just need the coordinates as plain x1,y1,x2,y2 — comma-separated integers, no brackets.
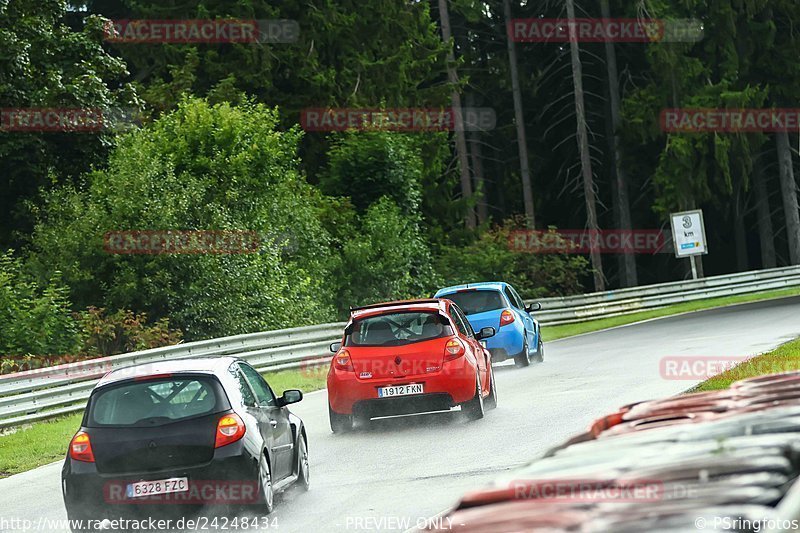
440,290,505,315
345,311,453,347
87,376,227,427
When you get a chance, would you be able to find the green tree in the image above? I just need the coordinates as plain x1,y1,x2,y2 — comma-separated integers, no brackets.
620,0,774,275
321,131,424,216
335,197,440,313
28,98,337,339
0,251,80,356
0,0,138,248
753,1,800,265
86,0,451,113
82,0,466,225
435,222,589,298
319,131,442,314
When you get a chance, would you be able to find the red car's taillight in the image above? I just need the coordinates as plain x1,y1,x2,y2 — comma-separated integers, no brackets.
444,338,465,361
215,414,246,448
333,349,354,371
500,309,515,327
69,431,95,462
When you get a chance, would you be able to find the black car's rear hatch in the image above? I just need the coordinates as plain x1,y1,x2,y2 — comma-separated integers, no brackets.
84,374,230,475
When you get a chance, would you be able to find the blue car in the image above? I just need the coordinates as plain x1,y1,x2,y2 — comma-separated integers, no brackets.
434,282,543,368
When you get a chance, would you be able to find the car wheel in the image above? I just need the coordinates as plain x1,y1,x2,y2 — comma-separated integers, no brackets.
462,377,485,421
296,436,310,491
258,452,274,514
533,336,544,363
485,367,498,410
329,405,353,433
514,338,530,368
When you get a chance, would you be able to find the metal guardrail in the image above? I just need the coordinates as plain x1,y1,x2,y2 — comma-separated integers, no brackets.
0,323,345,429
2,265,800,429
529,265,800,325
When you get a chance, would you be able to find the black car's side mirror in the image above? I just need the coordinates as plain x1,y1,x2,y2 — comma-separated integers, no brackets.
475,326,496,340
525,302,542,313
279,389,303,406
330,341,342,353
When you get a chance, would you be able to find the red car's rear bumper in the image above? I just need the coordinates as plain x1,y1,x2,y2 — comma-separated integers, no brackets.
327,357,477,415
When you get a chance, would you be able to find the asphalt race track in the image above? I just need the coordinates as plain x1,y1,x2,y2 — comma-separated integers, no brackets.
4,296,800,533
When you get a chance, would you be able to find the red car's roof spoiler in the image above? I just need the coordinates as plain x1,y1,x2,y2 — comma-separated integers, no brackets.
349,299,442,313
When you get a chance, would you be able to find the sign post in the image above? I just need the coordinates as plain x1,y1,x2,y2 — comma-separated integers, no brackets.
669,209,708,279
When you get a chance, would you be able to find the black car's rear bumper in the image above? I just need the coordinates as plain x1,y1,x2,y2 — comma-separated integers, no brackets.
62,444,257,519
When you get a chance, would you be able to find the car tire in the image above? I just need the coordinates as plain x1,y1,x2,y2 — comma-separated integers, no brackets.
533,336,544,363
258,452,274,514
329,405,353,433
514,338,530,368
462,377,485,421
296,435,310,491
485,367,498,410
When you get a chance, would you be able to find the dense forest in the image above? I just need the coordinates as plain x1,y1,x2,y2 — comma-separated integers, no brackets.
2,0,800,365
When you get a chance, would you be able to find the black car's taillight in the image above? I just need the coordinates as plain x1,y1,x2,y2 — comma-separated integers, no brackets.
215,413,246,448
69,431,95,462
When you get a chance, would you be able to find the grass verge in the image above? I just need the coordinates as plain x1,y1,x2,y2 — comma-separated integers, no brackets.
263,367,329,396
0,412,82,477
2,286,798,478
692,336,800,392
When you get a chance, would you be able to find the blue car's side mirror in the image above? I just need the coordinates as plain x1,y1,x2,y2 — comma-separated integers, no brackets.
525,302,542,313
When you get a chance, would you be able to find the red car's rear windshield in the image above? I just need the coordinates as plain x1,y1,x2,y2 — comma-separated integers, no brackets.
345,311,453,347
441,289,505,315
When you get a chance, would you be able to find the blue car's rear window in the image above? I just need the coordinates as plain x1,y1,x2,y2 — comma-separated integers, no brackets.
441,290,505,315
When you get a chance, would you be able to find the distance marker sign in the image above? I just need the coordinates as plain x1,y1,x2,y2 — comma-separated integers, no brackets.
670,209,708,257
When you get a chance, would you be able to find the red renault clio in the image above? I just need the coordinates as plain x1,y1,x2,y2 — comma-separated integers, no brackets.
326,299,497,432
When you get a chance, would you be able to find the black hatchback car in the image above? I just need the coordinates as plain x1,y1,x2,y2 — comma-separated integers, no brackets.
62,357,309,526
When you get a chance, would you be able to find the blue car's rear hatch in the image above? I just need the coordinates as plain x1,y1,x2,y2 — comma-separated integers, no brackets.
437,289,506,330
463,309,502,331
